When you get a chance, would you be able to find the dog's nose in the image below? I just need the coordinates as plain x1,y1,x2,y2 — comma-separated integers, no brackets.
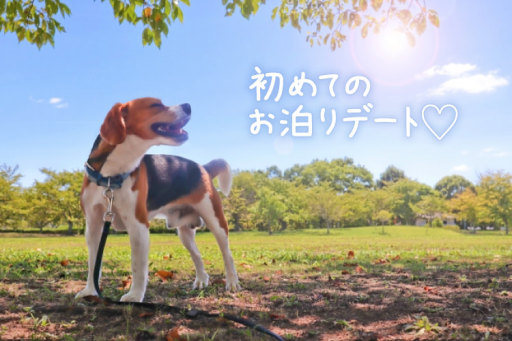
181,103,191,115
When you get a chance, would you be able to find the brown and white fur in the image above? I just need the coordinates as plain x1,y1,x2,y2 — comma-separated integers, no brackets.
75,97,240,302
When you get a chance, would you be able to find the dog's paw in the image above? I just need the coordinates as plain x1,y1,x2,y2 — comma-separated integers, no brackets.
193,272,209,290
120,290,144,302
225,275,241,292
75,286,98,299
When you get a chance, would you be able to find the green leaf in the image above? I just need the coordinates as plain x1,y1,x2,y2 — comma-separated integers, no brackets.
176,6,183,23
358,0,367,11
241,0,253,19
57,2,71,17
161,21,168,36
154,29,162,47
361,22,369,38
181,0,190,6
271,6,278,20
397,9,411,25
0,0,6,14
16,27,25,42
225,3,235,16
406,31,415,46
142,27,154,45
330,36,336,51
164,1,171,16
416,15,426,34
326,10,333,29
428,10,440,28
371,0,383,11
171,5,178,20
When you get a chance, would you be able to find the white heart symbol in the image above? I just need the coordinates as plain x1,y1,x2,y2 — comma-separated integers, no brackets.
421,104,458,141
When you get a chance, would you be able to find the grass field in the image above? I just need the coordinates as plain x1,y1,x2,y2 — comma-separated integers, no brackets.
0,226,511,340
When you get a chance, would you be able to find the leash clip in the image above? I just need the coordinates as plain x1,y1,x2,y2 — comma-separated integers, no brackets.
103,178,115,223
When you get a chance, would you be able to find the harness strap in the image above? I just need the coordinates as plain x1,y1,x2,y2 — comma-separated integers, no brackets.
90,218,283,341
85,163,131,189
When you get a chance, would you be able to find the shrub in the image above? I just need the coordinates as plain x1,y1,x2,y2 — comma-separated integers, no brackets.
432,218,444,228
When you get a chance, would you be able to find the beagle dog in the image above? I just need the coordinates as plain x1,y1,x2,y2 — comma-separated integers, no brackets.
75,97,240,303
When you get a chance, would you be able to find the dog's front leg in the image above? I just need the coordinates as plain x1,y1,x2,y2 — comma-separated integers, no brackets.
120,223,150,302
76,214,104,299
177,225,209,289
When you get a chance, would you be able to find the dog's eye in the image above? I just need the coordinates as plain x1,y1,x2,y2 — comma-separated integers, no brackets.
150,103,165,109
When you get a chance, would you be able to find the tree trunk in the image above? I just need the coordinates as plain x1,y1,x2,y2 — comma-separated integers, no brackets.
279,221,287,232
233,218,241,232
67,221,73,235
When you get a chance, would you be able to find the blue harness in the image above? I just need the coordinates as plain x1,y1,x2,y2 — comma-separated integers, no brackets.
85,163,131,189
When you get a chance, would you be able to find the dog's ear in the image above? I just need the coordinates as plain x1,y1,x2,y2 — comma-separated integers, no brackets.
100,103,127,145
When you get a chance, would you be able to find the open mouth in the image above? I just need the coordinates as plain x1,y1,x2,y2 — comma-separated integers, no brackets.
151,116,190,141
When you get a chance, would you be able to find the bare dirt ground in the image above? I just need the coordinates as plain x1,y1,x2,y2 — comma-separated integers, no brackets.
1,265,511,340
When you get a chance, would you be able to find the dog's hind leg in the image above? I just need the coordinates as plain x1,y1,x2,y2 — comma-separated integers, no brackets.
177,225,209,289
194,192,240,292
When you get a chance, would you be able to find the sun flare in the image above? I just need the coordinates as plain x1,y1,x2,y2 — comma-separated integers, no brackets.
379,29,409,56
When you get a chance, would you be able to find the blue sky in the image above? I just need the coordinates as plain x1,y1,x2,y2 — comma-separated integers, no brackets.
1,0,510,187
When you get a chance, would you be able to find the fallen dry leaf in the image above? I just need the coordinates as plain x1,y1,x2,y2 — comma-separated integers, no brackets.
166,327,186,341
119,276,132,290
139,311,154,318
240,262,252,269
347,250,355,259
211,278,226,285
269,313,286,320
374,258,389,264
156,270,174,282
355,266,365,273
60,259,70,267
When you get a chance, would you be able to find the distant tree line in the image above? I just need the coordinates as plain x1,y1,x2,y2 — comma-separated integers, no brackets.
0,159,511,235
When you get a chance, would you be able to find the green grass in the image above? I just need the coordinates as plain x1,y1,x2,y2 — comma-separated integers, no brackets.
1,226,511,283
1,226,511,340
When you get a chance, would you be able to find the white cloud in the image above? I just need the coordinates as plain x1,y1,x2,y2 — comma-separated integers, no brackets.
49,97,63,104
29,96,45,104
480,147,509,158
429,71,509,96
55,103,69,109
493,151,509,158
417,63,509,97
451,164,470,172
417,63,477,79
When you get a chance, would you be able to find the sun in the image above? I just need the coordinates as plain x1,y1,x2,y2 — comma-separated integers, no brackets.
379,29,409,57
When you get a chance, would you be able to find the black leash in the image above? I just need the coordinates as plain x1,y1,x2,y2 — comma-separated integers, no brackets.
89,187,283,341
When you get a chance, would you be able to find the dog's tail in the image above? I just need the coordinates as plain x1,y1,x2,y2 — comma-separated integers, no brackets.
203,159,232,196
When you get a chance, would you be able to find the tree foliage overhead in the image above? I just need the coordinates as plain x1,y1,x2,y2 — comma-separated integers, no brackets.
1,0,439,48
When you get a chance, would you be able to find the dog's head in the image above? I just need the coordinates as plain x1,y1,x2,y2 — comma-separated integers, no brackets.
100,97,191,146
